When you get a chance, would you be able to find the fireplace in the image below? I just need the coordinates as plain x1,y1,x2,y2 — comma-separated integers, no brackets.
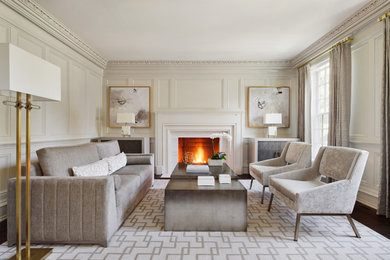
178,138,219,164
155,111,243,176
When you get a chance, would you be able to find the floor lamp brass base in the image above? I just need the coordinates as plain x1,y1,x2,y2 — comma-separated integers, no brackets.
8,248,53,260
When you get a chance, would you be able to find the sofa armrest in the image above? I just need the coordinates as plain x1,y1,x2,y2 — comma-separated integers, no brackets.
296,180,356,214
126,153,154,165
250,157,286,167
270,168,319,181
7,176,117,247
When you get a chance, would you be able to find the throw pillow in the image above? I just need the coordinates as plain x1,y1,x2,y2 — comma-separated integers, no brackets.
72,159,110,177
105,152,127,174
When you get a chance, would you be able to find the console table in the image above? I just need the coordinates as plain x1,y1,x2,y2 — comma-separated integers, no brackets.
248,138,300,163
92,137,150,154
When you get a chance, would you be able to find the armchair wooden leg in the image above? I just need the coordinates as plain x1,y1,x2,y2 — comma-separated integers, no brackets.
261,185,266,204
294,214,301,241
249,177,254,190
347,214,361,238
268,193,274,211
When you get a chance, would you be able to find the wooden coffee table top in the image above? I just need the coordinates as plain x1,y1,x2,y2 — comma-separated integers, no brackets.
166,179,245,191
170,162,239,180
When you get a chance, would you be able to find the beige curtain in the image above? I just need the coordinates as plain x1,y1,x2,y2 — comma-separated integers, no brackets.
328,42,351,147
378,16,390,217
297,65,310,142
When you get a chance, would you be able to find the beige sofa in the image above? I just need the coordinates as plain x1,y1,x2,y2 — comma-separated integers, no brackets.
7,141,154,247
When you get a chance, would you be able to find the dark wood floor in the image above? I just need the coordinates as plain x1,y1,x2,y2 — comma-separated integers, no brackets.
352,202,390,238
0,219,6,245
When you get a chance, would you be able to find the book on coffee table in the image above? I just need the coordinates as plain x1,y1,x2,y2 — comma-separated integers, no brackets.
219,174,231,184
197,176,215,186
186,164,210,173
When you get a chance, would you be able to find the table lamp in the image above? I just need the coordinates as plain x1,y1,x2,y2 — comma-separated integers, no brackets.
0,43,61,260
117,112,135,137
264,113,282,137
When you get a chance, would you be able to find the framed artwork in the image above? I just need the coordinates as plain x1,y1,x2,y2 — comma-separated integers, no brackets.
247,86,290,128
108,86,150,128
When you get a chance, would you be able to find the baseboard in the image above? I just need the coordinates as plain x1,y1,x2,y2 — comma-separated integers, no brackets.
357,190,378,209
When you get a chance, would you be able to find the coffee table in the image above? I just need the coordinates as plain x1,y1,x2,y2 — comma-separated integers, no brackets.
165,163,247,231
170,162,239,179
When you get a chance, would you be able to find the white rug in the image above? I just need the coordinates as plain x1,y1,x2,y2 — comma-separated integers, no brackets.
1,179,390,260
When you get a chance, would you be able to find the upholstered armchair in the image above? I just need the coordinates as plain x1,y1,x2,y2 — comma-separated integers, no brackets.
268,146,369,241
249,142,311,203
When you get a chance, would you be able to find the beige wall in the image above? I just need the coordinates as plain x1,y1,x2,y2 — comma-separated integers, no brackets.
350,20,383,209
103,63,298,139
0,3,104,220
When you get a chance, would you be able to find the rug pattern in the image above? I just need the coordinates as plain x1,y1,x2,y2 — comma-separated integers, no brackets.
1,179,390,259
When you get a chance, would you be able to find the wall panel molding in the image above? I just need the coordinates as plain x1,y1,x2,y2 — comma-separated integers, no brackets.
1,0,107,68
103,64,297,139
0,4,104,221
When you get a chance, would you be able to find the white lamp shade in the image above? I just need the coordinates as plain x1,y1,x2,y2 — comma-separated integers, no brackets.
117,112,135,124
0,43,61,101
264,113,282,125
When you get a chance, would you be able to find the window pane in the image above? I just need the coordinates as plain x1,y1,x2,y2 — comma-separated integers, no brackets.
323,114,329,129
310,59,330,159
319,99,325,113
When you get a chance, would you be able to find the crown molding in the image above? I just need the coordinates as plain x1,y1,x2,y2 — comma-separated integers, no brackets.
291,0,390,68
1,0,107,68
106,60,293,70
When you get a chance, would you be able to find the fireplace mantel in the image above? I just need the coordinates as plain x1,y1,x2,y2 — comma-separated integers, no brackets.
155,111,243,176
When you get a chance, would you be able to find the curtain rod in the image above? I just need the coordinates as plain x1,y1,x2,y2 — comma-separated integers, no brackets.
297,36,353,69
378,11,390,22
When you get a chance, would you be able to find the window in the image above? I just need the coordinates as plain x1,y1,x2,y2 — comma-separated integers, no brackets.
310,59,330,159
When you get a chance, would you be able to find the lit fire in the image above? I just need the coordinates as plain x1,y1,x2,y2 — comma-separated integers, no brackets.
193,146,207,164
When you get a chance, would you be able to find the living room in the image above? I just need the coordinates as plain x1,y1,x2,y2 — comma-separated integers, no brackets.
1,0,390,259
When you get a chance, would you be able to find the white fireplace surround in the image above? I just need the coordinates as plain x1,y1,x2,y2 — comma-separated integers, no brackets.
155,111,243,176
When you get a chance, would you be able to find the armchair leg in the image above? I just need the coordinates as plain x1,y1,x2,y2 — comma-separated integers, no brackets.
347,214,361,238
261,185,266,204
294,214,301,241
268,193,274,211
249,177,254,190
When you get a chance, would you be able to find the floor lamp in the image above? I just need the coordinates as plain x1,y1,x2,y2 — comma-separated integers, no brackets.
0,43,61,260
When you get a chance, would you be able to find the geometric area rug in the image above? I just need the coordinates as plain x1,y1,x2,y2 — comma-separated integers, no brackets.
1,180,390,259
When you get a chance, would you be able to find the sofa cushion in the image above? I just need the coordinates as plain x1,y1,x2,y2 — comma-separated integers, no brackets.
319,148,360,180
113,175,141,223
96,141,120,160
104,152,127,173
37,143,100,177
113,165,153,184
285,143,305,164
22,162,43,176
72,160,110,177
270,178,325,201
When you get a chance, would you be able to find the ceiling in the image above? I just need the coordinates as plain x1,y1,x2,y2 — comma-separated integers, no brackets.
35,0,370,61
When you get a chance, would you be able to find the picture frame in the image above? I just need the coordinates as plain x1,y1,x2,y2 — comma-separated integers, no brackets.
247,86,290,128
108,86,151,128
